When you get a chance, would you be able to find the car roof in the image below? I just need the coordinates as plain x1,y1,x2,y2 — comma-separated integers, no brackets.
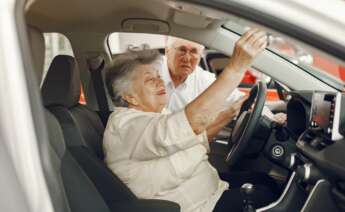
26,0,345,65
26,0,344,92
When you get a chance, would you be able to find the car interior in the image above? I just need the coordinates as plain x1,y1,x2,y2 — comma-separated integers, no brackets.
19,0,345,211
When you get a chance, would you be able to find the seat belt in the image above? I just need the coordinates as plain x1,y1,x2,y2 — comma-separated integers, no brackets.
87,56,110,126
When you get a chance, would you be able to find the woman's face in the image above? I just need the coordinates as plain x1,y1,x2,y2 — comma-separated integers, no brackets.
124,64,167,112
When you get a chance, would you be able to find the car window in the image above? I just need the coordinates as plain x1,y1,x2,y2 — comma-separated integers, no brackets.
43,33,74,77
268,36,345,85
203,51,280,101
223,22,345,88
107,32,280,101
202,50,270,85
43,33,86,104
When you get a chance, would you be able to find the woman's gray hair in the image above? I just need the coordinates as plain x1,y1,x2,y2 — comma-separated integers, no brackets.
105,49,161,107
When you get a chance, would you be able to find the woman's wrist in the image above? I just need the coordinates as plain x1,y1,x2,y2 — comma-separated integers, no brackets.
225,59,248,74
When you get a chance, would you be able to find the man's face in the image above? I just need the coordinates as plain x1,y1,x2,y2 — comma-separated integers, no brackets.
166,38,204,80
125,64,167,113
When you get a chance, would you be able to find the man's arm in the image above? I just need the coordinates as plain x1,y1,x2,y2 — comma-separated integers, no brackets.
206,107,287,142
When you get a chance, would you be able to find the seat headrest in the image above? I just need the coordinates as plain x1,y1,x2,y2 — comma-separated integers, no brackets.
41,55,81,108
27,25,45,83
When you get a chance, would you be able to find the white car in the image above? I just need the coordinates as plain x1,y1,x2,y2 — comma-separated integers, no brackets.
1,0,345,212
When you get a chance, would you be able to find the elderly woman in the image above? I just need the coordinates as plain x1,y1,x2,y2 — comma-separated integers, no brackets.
103,29,277,212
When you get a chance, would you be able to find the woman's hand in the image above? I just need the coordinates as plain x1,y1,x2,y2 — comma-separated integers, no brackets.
186,29,268,135
226,29,268,73
206,95,248,141
223,95,248,120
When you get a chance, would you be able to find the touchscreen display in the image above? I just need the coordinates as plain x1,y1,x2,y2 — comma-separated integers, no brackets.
310,92,334,132
310,92,344,140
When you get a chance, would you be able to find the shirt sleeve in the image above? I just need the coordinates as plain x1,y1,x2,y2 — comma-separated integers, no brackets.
224,88,246,106
115,109,208,160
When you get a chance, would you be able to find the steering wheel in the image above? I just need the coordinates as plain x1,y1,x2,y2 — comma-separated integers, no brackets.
225,81,267,166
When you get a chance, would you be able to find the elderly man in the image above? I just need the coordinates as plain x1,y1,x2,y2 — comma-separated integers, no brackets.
104,29,278,212
161,35,286,139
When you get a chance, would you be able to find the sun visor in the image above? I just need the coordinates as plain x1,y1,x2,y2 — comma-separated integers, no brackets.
122,19,170,33
166,0,228,29
173,10,214,29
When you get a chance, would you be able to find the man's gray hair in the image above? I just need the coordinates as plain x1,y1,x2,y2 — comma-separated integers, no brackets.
165,36,205,50
105,49,161,107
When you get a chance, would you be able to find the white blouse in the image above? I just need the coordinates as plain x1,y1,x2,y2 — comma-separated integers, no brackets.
103,107,228,212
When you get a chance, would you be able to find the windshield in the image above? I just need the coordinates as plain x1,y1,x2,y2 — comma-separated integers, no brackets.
268,37,345,87
224,22,345,89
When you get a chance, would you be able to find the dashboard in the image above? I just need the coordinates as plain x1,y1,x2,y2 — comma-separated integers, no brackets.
286,91,345,141
261,91,345,211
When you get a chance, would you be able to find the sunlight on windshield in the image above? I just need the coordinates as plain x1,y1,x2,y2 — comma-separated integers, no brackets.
224,21,345,85
268,37,345,84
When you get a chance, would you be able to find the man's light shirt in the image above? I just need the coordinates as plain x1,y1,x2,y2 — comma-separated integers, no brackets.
158,56,275,120
159,56,245,112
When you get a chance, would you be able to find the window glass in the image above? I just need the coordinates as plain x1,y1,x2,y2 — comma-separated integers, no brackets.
108,32,270,80
43,33,74,75
268,37,345,85
107,32,279,101
223,22,345,87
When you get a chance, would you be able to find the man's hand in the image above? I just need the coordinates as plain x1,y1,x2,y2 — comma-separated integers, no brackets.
226,29,268,73
262,106,287,125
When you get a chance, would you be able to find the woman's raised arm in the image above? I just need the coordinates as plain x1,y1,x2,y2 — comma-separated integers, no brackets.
185,29,268,134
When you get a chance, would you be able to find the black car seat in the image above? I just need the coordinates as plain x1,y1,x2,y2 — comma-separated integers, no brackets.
28,25,71,212
45,109,111,212
42,55,105,159
45,108,179,212
41,55,180,212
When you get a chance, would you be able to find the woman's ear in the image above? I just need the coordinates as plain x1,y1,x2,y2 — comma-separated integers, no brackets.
122,94,139,106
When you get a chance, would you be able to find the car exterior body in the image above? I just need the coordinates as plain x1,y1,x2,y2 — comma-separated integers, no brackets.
1,0,345,211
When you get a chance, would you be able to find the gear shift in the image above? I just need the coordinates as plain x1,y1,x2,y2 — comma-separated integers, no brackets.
240,183,255,212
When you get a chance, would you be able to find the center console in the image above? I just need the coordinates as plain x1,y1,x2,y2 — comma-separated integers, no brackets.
258,91,345,212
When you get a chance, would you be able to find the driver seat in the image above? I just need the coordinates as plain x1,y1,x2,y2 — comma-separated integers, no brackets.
41,54,180,212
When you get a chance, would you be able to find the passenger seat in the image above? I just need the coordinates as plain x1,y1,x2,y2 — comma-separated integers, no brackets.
42,55,104,159
41,55,180,212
